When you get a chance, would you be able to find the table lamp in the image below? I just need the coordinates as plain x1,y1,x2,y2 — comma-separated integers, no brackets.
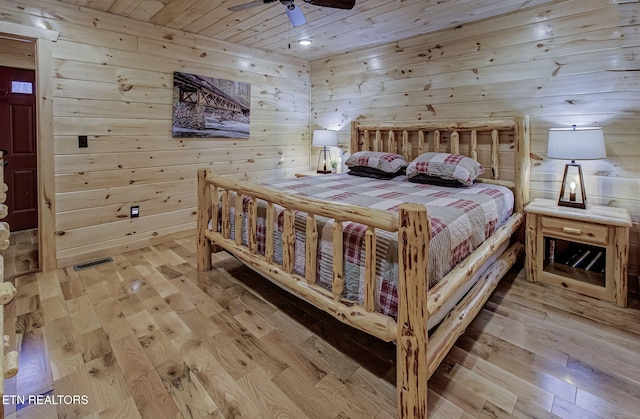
312,129,337,174
547,125,606,209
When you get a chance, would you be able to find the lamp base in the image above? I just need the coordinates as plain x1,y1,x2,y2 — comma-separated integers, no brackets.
316,146,333,175
557,162,587,209
558,200,586,210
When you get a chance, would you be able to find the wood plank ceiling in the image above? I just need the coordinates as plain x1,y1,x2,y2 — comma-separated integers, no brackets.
58,0,561,61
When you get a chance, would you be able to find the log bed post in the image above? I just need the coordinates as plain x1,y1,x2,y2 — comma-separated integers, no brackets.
197,168,213,271
514,115,531,213
514,115,531,244
397,203,430,418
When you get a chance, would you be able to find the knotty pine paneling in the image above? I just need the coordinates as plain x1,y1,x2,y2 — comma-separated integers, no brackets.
0,36,35,69
0,0,311,267
55,0,562,62
311,0,640,278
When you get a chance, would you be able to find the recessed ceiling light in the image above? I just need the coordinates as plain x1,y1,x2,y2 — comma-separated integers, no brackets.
299,39,312,46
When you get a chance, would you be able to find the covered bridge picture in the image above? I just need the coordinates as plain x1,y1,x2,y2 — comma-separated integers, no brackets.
172,71,251,138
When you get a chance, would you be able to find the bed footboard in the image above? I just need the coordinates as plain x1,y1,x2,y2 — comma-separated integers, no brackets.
197,167,407,342
197,167,433,415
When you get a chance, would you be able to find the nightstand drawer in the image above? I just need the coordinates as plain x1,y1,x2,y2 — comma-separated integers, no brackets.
540,216,609,246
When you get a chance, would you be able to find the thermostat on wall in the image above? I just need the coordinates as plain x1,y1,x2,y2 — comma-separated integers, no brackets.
131,206,139,218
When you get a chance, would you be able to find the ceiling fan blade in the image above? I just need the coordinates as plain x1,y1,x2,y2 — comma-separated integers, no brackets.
303,0,355,9
286,4,307,27
228,0,277,12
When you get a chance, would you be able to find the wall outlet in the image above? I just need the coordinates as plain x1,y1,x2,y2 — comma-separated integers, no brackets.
130,206,139,218
78,135,88,148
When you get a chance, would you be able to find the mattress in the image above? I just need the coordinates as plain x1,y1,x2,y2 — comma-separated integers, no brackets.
224,173,514,323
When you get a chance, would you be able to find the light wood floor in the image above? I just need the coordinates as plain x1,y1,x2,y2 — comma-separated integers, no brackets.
3,238,640,418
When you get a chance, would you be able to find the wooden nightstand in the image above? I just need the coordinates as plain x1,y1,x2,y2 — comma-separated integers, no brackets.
294,171,334,178
525,198,631,306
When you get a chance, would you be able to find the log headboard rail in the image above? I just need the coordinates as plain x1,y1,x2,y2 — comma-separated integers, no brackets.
350,116,530,213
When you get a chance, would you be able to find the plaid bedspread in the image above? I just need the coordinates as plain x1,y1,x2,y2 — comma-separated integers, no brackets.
226,173,513,319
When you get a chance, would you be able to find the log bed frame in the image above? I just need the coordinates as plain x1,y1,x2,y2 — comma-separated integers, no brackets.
197,116,530,417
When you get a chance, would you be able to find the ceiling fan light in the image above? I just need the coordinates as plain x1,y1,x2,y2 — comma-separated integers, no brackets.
299,39,312,46
286,4,306,27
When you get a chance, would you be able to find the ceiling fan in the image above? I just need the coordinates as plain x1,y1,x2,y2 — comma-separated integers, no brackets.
228,0,355,27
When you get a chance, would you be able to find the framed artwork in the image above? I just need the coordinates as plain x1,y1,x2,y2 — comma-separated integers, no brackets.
172,71,251,138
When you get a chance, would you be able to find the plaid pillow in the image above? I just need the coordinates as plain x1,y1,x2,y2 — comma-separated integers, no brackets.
406,152,483,187
345,151,408,173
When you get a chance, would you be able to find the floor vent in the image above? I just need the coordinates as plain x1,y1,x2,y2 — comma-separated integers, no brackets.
73,257,114,271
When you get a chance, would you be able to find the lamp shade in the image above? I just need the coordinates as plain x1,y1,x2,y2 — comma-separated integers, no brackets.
312,130,338,147
547,127,606,160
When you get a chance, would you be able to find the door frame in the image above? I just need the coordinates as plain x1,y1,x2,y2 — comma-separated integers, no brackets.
0,21,59,271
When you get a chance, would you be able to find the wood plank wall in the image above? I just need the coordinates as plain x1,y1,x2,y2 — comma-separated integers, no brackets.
0,36,35,70
310,0,640,284
0,0,311,268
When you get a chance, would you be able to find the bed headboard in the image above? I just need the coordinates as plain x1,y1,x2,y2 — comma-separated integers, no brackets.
350,116,530,213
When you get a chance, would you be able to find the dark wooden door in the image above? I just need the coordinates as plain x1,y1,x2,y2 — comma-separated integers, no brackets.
0,66,37,231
